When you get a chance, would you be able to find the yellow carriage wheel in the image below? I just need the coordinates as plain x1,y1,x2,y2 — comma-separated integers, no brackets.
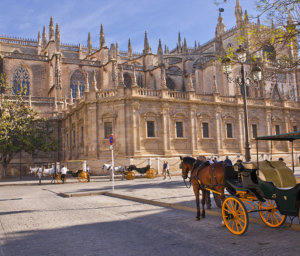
77,172,88,183
146,168,157,179
222,196,249,235
56,174,64,184
125,171,135,180
259,199,286,228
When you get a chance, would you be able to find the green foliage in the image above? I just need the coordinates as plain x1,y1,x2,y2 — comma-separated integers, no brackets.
217,0,300,68
0,73,59,168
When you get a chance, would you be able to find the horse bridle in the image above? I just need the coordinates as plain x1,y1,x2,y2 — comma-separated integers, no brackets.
180,159,192,188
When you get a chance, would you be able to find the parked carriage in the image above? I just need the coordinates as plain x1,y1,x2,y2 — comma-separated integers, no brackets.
29,164,65,183
222,131,300,235
125,165,158,180
180,131,300,235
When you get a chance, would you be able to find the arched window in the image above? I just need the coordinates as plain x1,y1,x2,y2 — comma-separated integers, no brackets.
12,66,30,95
124,73,132,88
166,77,176,90
70,70,85,98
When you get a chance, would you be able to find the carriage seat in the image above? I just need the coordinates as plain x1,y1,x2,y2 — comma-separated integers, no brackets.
259,181,300,216
252,160,296,188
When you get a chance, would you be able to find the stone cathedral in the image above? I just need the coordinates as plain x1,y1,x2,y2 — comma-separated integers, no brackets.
0,0,299,175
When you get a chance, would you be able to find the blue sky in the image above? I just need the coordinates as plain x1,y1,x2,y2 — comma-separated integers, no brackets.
0,0,258,53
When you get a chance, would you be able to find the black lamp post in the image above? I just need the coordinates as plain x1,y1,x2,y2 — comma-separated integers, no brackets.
222,46,262,162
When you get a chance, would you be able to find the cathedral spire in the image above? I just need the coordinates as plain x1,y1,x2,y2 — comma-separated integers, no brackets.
49,16,55,41
38,31,41,46
178,32,182,52
257,16,260,27
37,31,42,54
143,31,151,55
110,43,116,60
215,12,226,37
164,44,169,54
244,10,249,24
157,39,163,55
55,23,60,51
100,24,106,48
87,32,92,54
116,41,119,56
128,38,132,58
42,26,47,47
183,38,188,53
235,0,243,28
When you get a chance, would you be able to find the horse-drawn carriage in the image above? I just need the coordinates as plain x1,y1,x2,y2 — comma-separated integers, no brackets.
125,165,158,180
180,131,300,235
29,164,65,184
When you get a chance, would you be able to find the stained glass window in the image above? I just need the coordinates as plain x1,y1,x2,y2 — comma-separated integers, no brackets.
71,70,85,98
12,66,30,95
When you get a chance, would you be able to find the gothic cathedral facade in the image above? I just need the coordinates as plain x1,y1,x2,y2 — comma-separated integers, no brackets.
1,1,299,174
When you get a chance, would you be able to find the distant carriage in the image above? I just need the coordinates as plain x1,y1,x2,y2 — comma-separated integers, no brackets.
125,165,158,180
29,164,64,183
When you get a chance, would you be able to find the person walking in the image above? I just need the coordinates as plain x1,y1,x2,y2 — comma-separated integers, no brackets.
162,161,171,180
162,161,167,180
61,165,67,184
166,161,171,180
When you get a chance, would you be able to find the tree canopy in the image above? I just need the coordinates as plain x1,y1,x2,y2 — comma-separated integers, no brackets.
0,73,59,177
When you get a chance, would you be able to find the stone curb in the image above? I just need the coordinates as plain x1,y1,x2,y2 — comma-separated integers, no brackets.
60,190,300,232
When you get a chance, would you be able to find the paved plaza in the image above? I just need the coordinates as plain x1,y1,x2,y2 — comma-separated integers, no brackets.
0,175,300,256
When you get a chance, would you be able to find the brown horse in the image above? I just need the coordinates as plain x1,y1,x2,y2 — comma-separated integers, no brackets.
180,156,225,220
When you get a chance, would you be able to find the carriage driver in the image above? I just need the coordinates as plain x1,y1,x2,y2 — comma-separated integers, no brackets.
61,165,67,184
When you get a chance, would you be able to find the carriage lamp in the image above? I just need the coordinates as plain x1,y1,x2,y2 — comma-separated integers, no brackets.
251,64,262,82
222,57,232,76
236,45,247,64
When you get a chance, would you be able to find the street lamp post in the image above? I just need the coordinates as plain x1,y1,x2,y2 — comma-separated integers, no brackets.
222,46,262,162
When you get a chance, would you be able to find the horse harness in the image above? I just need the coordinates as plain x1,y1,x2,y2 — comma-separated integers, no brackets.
191,162,225,193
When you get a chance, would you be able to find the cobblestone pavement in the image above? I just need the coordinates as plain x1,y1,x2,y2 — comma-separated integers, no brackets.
0,176,299,256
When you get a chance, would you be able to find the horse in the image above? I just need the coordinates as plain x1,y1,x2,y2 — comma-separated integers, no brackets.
180,156,225,221
29,167,40,176
102,164,125,180
42,165,57,183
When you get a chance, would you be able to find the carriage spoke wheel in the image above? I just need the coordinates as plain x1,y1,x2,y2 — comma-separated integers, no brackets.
222,196,249,235
125,171,135,180
78,172,88,183
146,168,157,179
259,199,286,228
56,174,64,184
